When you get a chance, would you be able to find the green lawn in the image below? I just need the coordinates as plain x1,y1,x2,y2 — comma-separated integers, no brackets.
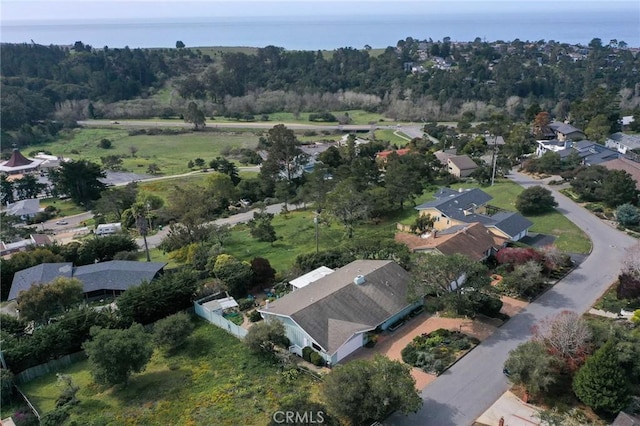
36,128,261,175
375,129,412,146
40,198,88,217
225,209,398,274
21,320,317,426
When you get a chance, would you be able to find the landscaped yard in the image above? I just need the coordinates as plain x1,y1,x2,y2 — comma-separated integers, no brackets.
19,320,318,426
400,328,480,375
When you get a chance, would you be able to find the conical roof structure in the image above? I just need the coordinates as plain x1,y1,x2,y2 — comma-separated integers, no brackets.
4,148,33,168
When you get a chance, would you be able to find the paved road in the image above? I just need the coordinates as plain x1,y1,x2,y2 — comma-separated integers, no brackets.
136,202,298,250
387,170,637,426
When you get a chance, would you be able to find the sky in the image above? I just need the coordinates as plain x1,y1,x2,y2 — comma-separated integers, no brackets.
2,0,638,22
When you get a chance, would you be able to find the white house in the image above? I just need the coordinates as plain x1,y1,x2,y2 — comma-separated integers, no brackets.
259,260,421,365
605,133,640,155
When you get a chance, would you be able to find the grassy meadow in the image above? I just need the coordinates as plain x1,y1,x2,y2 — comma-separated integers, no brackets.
20,320,319,426
35,128,261,175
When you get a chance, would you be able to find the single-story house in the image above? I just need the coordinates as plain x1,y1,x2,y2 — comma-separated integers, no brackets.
601,157,640,191
289,266,335,290
375,148,412,164
547,121,585,141
8,260,166,300
4,199,42,220
415,187,533,241
1,234,52,257
394,222,507,261
259,260,420,365
447,155,478,178
605,132,640,155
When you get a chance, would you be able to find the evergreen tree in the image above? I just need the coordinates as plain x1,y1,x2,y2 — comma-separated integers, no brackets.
572,341,630,414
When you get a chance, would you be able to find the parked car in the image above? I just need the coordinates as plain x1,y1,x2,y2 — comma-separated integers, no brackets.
55,220,69,225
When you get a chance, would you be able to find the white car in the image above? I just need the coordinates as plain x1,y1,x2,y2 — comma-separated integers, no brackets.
55,220,69,225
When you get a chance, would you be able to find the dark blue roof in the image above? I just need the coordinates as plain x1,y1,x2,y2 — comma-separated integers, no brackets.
9,263,73,300
416,188,493,222
9,261,166,300
488,212,534,238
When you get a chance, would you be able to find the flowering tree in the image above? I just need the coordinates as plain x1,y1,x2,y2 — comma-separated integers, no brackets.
532,311,592,372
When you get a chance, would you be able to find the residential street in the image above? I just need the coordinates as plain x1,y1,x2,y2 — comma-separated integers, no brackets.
387,171,637,426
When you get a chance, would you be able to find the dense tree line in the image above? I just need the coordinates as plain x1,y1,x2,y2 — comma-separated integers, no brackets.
2,38,638,132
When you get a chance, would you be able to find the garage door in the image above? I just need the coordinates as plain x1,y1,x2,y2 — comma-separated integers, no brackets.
335,333,364,362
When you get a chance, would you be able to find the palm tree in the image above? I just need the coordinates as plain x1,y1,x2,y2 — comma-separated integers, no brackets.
131,202,150,262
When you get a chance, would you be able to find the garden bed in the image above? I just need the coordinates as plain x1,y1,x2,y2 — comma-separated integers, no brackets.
401,328,480,375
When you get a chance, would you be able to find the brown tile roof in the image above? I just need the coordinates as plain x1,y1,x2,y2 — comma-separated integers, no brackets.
394,223,507,261
376,148,412,159
602,157,640,191
4,149,33,167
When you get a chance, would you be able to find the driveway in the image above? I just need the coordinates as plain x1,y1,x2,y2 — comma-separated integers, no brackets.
386,170,637,426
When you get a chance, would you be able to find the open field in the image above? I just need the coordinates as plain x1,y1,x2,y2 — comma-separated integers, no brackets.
20,320,318,426
375,129,412,145
34,128,261,175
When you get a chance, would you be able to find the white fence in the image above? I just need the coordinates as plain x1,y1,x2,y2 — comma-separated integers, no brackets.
193,300,247,339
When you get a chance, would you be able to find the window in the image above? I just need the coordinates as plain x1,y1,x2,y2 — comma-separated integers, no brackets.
312,342,322,352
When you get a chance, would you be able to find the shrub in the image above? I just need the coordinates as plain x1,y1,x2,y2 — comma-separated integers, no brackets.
248,310,263,322
516,186,558,214
496,247,544,269
152,312,195,352
309,351,324,367
1,369,15,404
238,298,256,311
302,346,314,362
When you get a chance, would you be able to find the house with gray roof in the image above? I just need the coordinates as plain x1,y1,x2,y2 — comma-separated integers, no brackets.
258,260,420,365
4,199,42,220
606,132,640,154
447,155,478,178
415,188,532,241
8,260,166,300
547,121,585,141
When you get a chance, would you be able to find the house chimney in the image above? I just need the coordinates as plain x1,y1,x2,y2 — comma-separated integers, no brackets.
354,275,366,285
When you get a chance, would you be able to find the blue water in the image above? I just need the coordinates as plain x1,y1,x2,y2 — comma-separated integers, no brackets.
2,11,639,50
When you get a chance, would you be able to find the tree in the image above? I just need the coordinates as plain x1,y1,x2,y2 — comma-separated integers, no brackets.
259,124,307,184
83,323,153,387
175,40,185,49
410,213,435,234
49,160,106,206
152,312,194,353
247,210,277,244
601,170,638,207
80,234,138,263
322,355,422,424
184,101,206,129
130,201,150,262
116,269,199,325
16,277,84,324
616,203,640,226
516,186,557,215
573,341,630,414
251,257,276,287
94,183,138,223
15,174,45,200
210,254,254,298
98,138,112,149
0,174,15,205
536,151,562,174
617,243,640,301
533,111,551,138
244,320,289,356
504,340,559,396
533,311,592,371
410,253,490,315
501,260,544,298
100,155,123,171
326,178,372,238
146,163,160,175
129,146,138,158
0,369,15,405
584,114,611,143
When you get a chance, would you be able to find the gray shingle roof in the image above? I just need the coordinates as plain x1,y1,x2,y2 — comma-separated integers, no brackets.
8,261,166,300
73,261,166,293
488,212,533,238
9,263,73,300
448,155,478,170
262,260,413,354
416,188,493,222
548,121,583,137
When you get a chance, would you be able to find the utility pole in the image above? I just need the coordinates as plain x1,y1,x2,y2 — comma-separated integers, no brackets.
490,139,498,186
314,214,319,253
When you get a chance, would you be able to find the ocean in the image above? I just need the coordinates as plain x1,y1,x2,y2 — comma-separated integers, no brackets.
2,10,639,50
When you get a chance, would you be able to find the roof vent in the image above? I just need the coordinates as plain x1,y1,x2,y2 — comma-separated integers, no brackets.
354,275,365,285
